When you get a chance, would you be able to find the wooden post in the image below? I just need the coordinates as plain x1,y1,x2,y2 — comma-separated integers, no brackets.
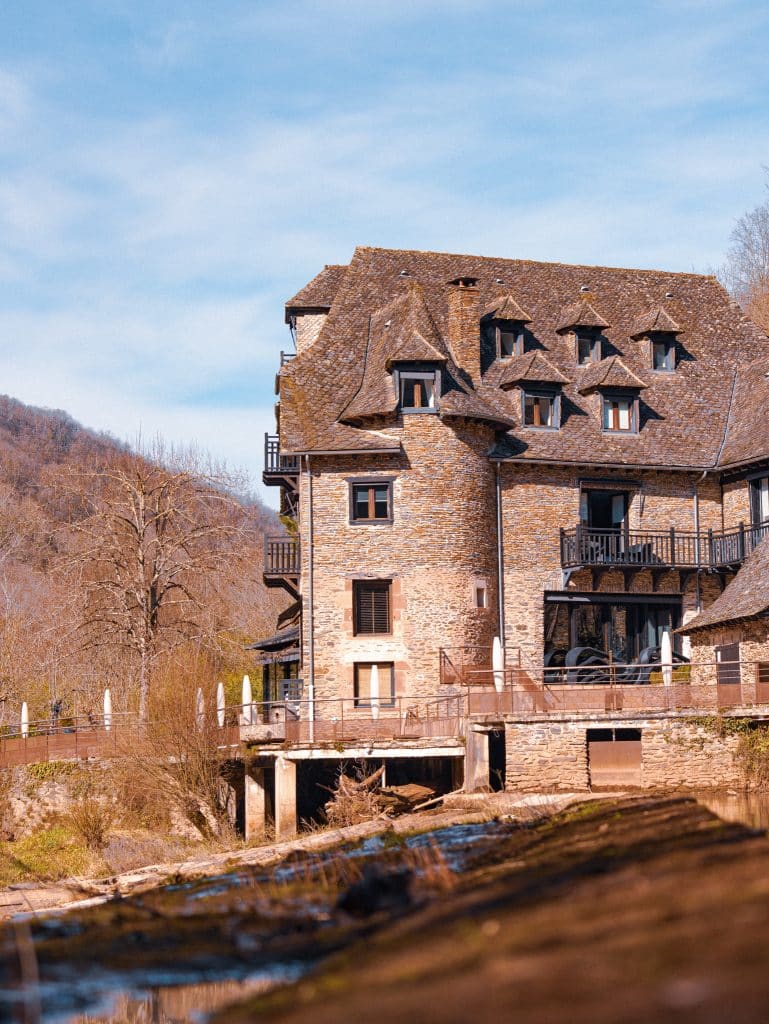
669,526,676,566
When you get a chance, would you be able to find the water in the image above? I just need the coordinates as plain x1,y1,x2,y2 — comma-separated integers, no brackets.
697,789,769,831
2,818,511,1024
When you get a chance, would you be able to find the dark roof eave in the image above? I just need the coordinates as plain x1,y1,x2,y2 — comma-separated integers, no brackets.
284,304,332,324
489,454,716,473
283,445,403,457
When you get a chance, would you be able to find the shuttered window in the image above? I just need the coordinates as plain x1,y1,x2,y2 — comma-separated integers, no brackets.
353,580,392,635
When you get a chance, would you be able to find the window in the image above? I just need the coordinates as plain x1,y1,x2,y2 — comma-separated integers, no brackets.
398,370,439,412
353,579,392,635
602,394,638,433
497,323,525,358
580,488,628,530
474,581,488,608
350,480,393,524
523,390,559,429
750,475,769,527
715,642,740,686
651,334,675,371
575,328,600,365
354,662,395,707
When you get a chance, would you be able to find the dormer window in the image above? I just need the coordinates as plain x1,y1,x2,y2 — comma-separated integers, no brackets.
575,328,601,365
522,389,560,429
650,333,676,372
497,322,525,359
602,394,638,433
396,367,440,413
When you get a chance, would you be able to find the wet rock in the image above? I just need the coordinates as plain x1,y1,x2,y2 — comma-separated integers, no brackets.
336,866,414,917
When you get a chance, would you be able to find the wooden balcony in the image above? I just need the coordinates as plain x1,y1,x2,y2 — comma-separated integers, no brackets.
263,434,299,484
560,522,769,572
263,536,300,599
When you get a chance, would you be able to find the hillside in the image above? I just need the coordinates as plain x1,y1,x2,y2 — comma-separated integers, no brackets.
0,395,285,721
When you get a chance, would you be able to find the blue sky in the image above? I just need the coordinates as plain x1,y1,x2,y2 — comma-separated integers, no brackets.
1,0,768,505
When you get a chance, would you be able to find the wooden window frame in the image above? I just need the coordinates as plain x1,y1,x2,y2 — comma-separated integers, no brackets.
650,333,676,372
521,389,560,430
353,662,396,708
348,477,394,525
601,393,639,434
748,474,769,527
496,321,525,359
575,327,601,365
394,367,441,414
352,579,392,636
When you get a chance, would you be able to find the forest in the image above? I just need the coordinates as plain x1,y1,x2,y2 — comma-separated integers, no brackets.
0,395,285,728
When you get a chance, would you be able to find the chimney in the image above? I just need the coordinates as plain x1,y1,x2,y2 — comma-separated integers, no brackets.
447,277,481,384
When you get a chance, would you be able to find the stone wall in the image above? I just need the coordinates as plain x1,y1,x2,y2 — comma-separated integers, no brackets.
299,415,499,705
690,618,769,697
504,715,744,791
294,313,327,355
499,464,725,672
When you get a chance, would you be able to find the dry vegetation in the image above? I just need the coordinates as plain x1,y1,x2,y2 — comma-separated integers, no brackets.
0,396,285,724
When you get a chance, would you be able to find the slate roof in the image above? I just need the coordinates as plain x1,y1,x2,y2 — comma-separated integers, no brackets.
576,356,647,394
285,264,348,321
278,246,769,466
630,305,681,339
684,536,769,632
482,293,532,322
717,353,769,470
498,351,570,389
555,298,610,333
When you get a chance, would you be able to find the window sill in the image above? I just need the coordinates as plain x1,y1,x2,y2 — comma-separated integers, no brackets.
401,408,440,415
349,518,394,526
520,425,560,432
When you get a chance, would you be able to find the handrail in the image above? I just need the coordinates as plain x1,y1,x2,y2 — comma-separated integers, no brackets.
264,434,299,475
560,521,769,570
264,535,300,575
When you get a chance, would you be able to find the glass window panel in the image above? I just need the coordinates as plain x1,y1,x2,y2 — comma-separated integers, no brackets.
354,488,370,519
499,329,520,356
618,400,631,430
373,486,389,518
602,399,613,429
761,479,769,523
354,662,395,706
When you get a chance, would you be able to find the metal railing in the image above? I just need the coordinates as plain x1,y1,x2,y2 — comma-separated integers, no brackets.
280,693,467,744
280,350,295,366
263,434,300,476
560,521,769,570
439,645,522,688
264,536,300,576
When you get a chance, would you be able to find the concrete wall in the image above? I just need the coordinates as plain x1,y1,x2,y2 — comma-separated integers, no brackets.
504,715,744,791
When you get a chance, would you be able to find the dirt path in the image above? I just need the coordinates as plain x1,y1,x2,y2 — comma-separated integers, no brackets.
0,792,589,920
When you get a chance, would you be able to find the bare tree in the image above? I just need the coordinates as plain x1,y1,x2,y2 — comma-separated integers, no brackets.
721,174,769,332
62,442,257,719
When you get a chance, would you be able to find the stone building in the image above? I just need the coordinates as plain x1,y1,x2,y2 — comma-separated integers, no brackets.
253,245,769,809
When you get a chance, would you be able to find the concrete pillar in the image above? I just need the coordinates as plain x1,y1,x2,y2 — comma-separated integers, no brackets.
274,755,297,839
244,766,267,841
465,729,490,792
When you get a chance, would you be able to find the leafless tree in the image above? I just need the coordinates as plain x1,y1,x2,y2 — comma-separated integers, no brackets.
62,441,258,719
721,173,769,332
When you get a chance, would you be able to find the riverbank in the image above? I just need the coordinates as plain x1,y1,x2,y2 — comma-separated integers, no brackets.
0,791,582,920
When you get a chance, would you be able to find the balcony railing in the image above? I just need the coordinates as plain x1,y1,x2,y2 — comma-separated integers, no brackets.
264,536,300,577
560,522,769,570
263,434,299,477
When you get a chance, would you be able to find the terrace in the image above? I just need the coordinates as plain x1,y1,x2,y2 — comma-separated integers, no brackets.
560,522,769,572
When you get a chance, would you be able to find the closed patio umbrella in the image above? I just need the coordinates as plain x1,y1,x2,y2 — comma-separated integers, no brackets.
493,636,505,694
241,675,253,726
21,701,29,739
370,663,380,721
661,627,673,687
103,688,112,732
216,682,226,728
